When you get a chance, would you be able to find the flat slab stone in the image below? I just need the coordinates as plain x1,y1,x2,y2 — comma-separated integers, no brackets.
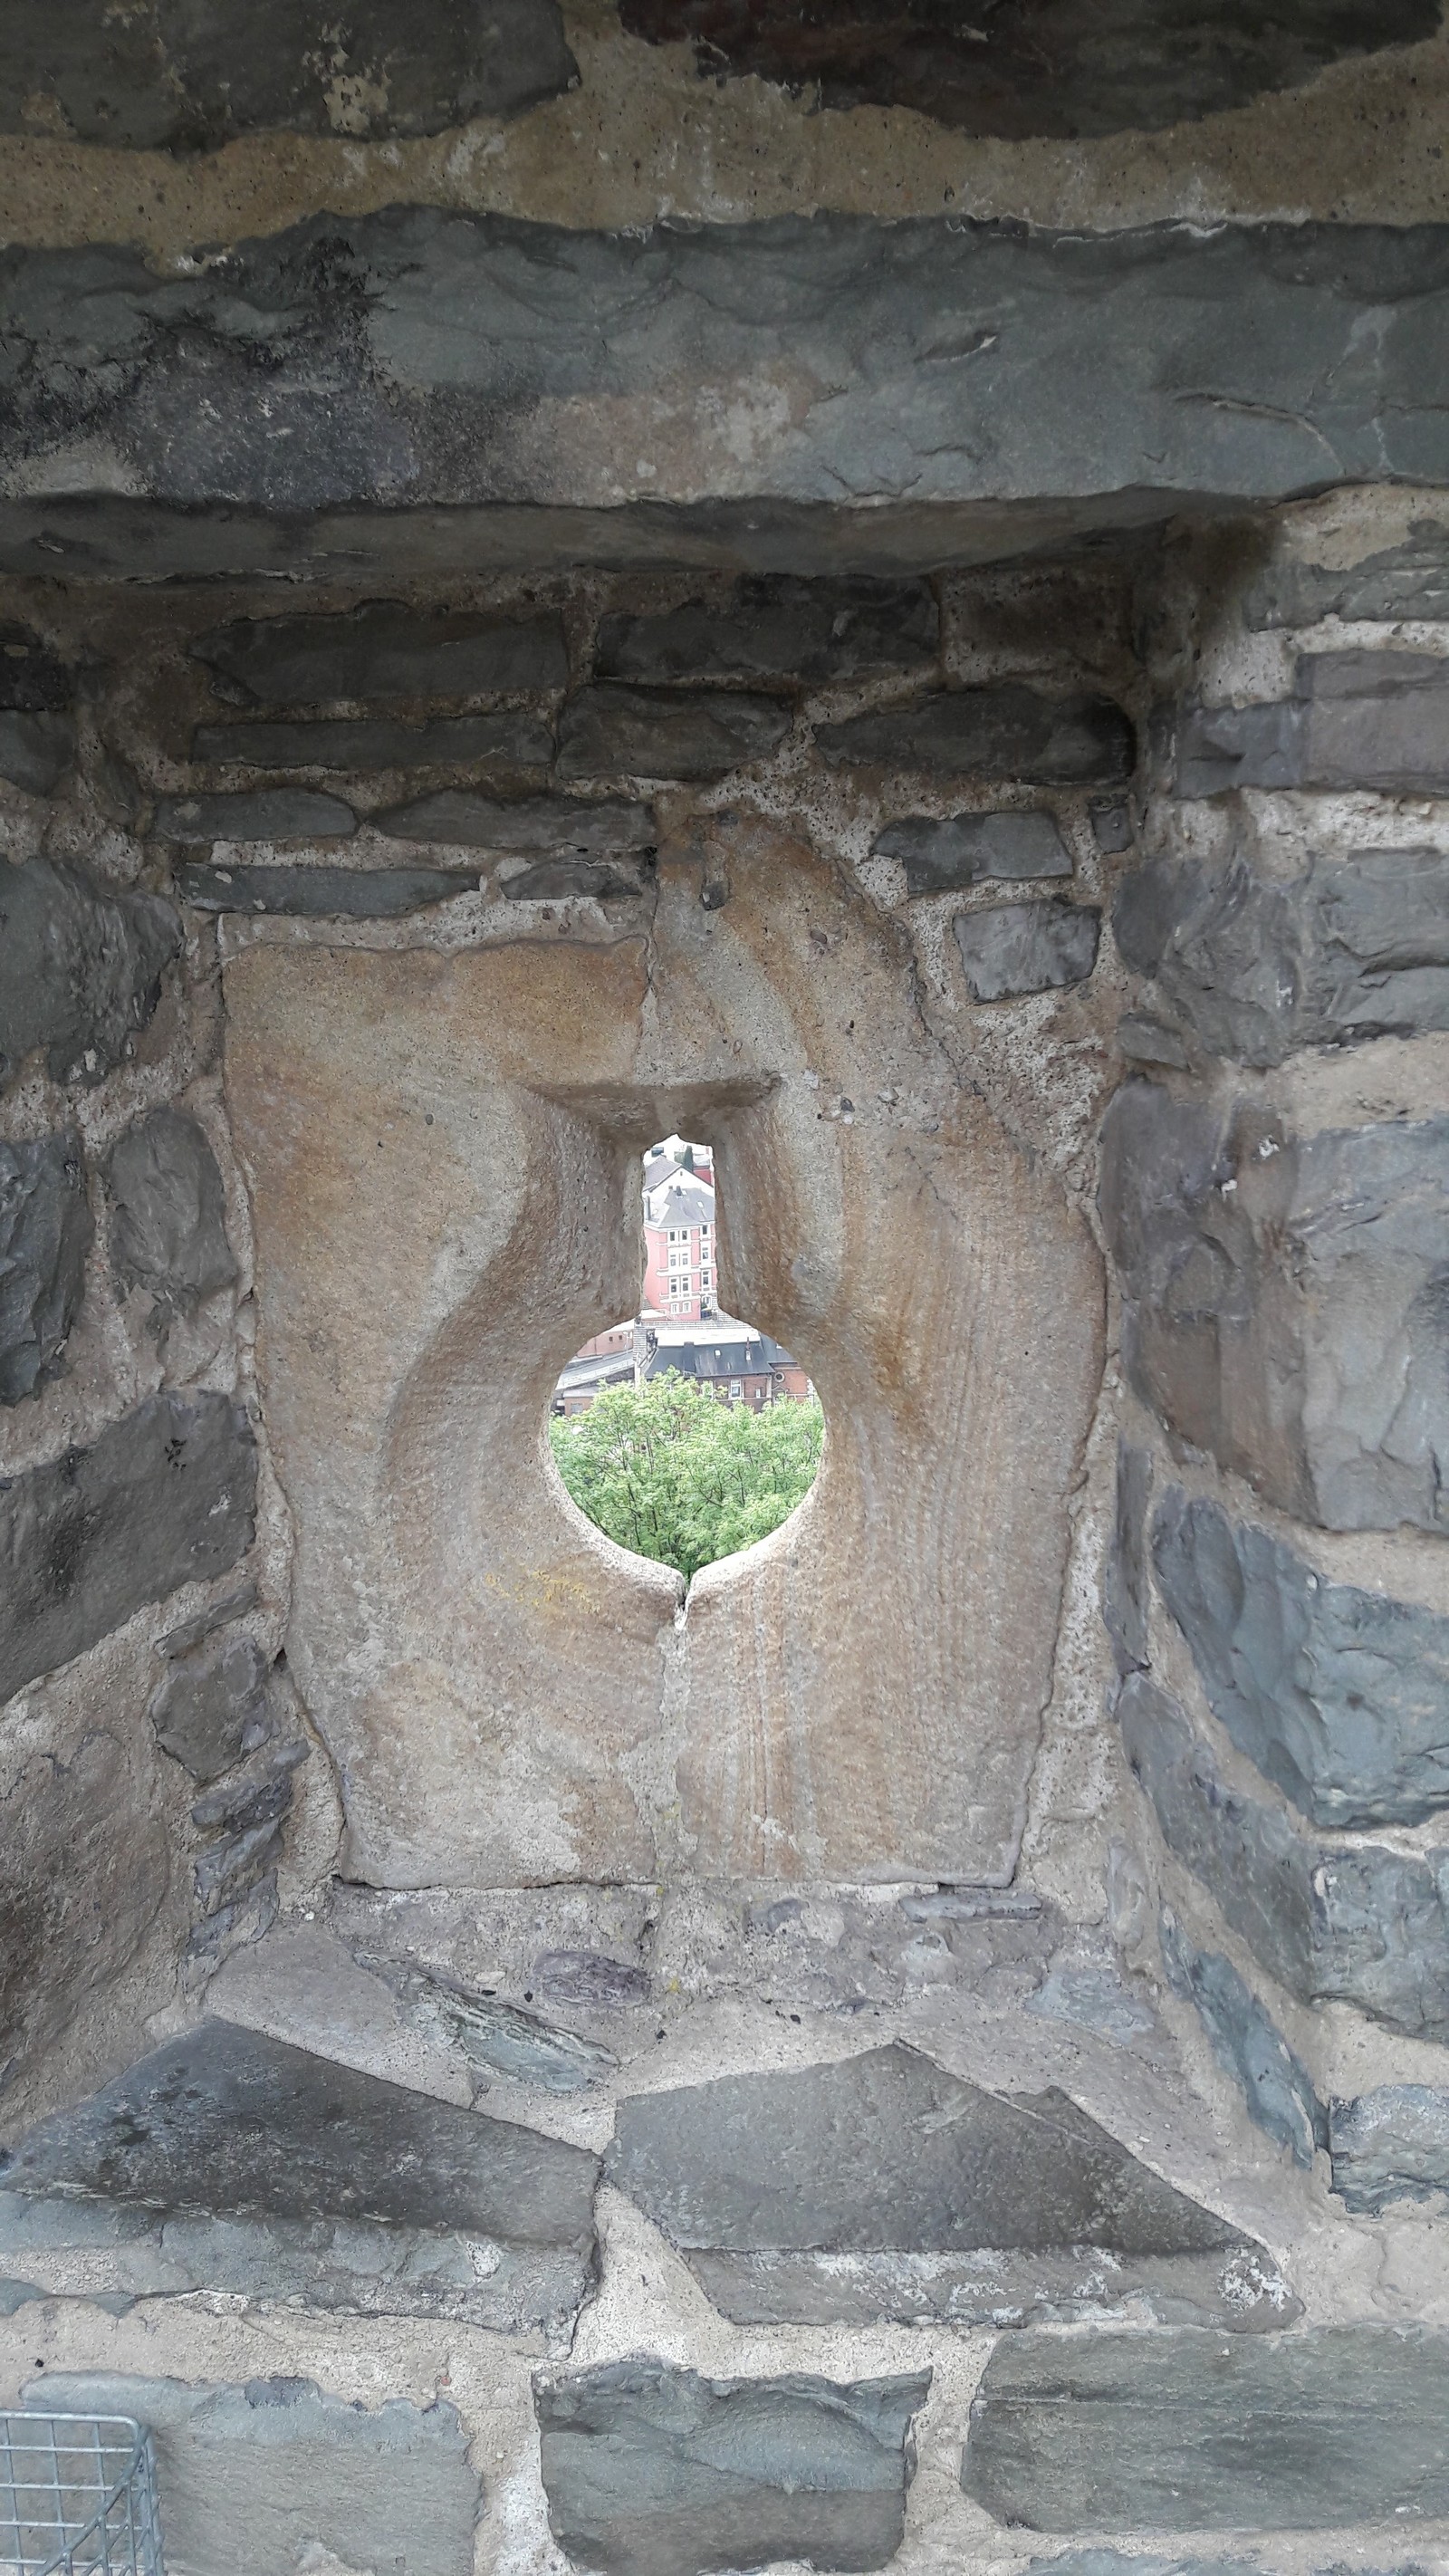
0,2020,600,2332
0,858,179,1092
607,2043,1295,2329
375,791,656,851
819,687,1132,784
1244,521,1449,627
0,1131,91,1406
955,898,1100,1000
535,2359,930,2576
1159,1911,1323,2168
0,1391,256,1705
192,604,570,703
556,687,792,781
191,712,554,771
20,2373,481,2576
149,1631,271,1783
596,577,937,682
876,809,1072,893
105,1106,236,1311
178,861,482,917
0,709,73,796
1151,1487,1449,1828
962,2326,1449,2532
153,790,357,841
1329,2086,1449,2215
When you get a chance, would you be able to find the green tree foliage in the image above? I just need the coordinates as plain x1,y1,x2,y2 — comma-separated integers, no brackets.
549,1371,823,1584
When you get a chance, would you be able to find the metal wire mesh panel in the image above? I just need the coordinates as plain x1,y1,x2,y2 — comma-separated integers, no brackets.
0,2416,164,2576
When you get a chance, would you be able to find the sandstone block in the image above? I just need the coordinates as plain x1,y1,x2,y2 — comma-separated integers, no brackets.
606,2042,1294,2329
376,791,656,850
874,808,1071,893
179,860,482,916
596,577,938,682
535,2360,930,2576
818,687,1133,783
1329,2086,1449,2215
192,604,569,704
555,686,792,780
955,898,1100,1000
0,2022,600,2332
154,790,357,841
0,710,74,796
0,1132,91,1405
105,1106,237,1311
0,858,179,1091
1158,1910,1324,2167
963,2326,1449,2531
150,1632,272,1783
1099,1083,1449,1533
21,2372,482,2576
1120,1675,1449,2043
1151,1487,1449,1828
0,1392,257,1705
191,711,554,770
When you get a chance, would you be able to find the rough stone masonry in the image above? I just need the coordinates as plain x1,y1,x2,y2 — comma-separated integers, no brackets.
2,10,1449,2576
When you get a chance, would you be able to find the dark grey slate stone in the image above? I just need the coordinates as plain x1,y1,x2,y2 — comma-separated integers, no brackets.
154,790,357,842
0,1133,91,1406
498,859,648,900
105,1107,236,1312
1330,2086,1449,2214
150,1632,272,1783
0,0,576,148
1172,699,1304,796
0,1391,257,1705
535,2360,929,2576
186,1871,280,1971
875,809,1071,893
0,710,74,797
607,2043,1293,2330
1158,1908,1324,2167
556,687,792,781
955,899,1101,1001
377,792,656,851
0,859,180,1091
596,578,937,683
1120,1674,1449,2043
1113,845,1449,1065
1098,1083,1449,1533
158,1578,258,1658
22,2372,482,2576
1243,523,1449,628
1117,1013,1190,1067
0,2021,600,2332
1174,653,1449,797
360,1957,618,2094
1024,2555,1261,2576
1151,1487,1449,1828
7,216,1445,569
962,2325,1449,2532
191,711,554,771
1102,1437,1150,1677
1090,799,1135,854
192,605,569,705
538,1949,650,2006
191,1737,305,1844
178,861,481,917
0,624,72,714
194,1816,286,1916
820,688,1133,785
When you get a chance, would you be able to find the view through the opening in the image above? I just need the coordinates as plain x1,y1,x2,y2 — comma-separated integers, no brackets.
550,1137,821,1584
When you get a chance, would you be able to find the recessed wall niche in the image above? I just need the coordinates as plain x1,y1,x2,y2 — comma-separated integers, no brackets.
224,827,1103,1890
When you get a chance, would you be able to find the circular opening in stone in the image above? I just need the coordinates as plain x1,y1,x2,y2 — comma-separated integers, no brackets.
550,1135,822,1585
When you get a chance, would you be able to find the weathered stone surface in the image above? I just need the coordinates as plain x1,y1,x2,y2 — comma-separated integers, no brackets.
1101,1437,1150,1677
955,899,1100,1000
105,1107,237,1312
0,624,72,714
1159,1909,1324,2167
1117,1013,1190,1068
1090,799,1135,854
0,859,180,1091
192,605,570,704
361,1957,619,2092
377,791,657,851
0,710,74,796
535,2360,929,2576
23,2373,482,2576
1099,1084,1449,1533
618,0,1435,137
1329,2086,1449,2214
0,1391,257,1705
596,578,937,682
1023,2558,1260,2576
222,828,1102,1886
875,809,1071,893
607,2043,1294,2330
191,711,554,771
1113,846,1449,1064
498,859,647,902
556,687,792,781
1172,699,1303,797
1244,524,1449,628
1120,1675,1449,2043
0,1133,91,1405
819,688,1133,783
5,217,1447,574
154,790,357,842
150,1632,271,1783
963,2326,1449,2532
179,861,482,917
158,1579,258,1659
1151,1488,1449,1829
537,1950,651,2007
0,2022,600,2331
0,0,576,148
1175,652,1449,796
